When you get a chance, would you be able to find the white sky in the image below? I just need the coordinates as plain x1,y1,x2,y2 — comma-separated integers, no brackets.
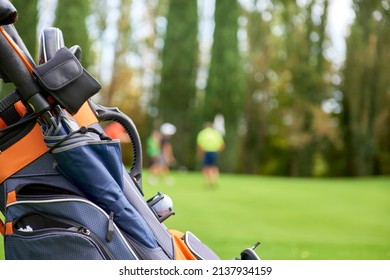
327,0,355,67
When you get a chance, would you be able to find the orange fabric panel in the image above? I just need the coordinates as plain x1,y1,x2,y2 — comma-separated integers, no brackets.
0,123,48,183
0,117,6,128
5,221,13,235
73,102,98,127
0,220,4,237
14,100,27,117
6,190,16,205
169,229,197,260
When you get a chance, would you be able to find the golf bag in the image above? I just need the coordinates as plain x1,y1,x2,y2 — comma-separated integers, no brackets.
0,0,260,260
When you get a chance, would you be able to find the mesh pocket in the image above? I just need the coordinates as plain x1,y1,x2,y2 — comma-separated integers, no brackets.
5,197,138,260
5,232,109,260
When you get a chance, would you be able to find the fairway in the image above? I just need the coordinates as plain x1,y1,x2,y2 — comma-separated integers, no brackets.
1,172,389,260
144,172,390,260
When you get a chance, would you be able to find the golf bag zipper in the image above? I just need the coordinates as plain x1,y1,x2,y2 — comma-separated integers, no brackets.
12,212,116,260
5,197,139,259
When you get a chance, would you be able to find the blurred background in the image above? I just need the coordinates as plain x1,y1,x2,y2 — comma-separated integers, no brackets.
2,0,389,177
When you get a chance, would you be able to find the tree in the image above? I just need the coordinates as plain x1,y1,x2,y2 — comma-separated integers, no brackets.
240,0,272,174
241,0,334,176
99,0,133,107
341,0,390,175
205,0,245,172
158,0,198,169
12,0,39,58
54,0,92,68
273,0,330,176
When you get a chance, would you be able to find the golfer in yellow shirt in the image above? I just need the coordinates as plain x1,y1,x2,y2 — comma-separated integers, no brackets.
196,122,225,187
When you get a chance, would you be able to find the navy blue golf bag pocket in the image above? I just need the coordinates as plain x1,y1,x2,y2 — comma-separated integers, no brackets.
2,154,139,260
5,197,138,260
7,212,118,260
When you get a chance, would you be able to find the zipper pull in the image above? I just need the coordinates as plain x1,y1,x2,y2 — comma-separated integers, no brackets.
78,227,91,235
106,211,114,242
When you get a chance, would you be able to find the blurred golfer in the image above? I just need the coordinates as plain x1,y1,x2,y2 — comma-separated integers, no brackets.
197,122,225,187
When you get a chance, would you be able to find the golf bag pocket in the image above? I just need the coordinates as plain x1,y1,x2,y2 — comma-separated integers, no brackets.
6,213,114,260
3,176,139,260
32,47,101,115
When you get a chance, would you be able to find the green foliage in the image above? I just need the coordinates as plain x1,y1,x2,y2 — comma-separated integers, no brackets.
205,0,245,172
1,0,389,177
158,0,199,168
11,0,38,59
54,0,92,68
241,0,335,176
341,0,390,176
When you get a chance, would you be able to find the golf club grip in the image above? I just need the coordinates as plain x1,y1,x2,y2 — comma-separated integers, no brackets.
0,25,41,101
91,102,143,185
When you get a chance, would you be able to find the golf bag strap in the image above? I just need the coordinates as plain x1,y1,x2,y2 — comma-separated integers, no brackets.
0,123,47,183
0,102,97,183
169,229,197,260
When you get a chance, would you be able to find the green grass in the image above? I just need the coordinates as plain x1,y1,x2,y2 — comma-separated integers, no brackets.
143,172,390,260
1,172,389,260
